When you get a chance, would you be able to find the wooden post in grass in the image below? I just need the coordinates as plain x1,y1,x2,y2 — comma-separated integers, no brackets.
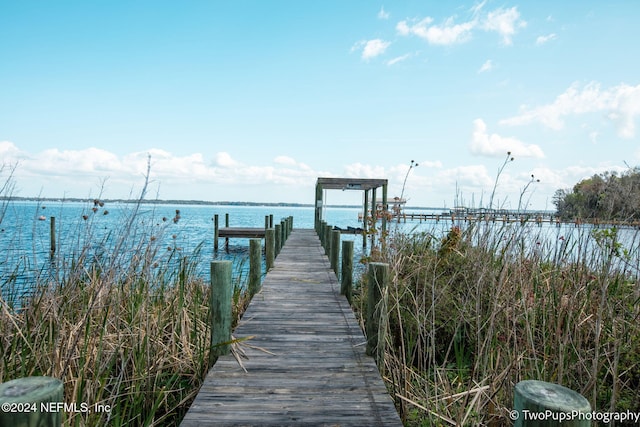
49,217,56,257
513,380,591,426
213,214,219,252
366,262,388,361
331,230,340,274
0,376,64,427
249,238,262,297
265,228,275,270
341,240,354,304
210,261,232,364
274,224,281,257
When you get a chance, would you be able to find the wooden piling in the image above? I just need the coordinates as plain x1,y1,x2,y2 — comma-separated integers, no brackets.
341,240,354,304
330,229,340,274
324,224,331,256
213,214,219,252
265,228,275,269
274,224,281,256
0,376,64,427
249,238,262,297
210,261,232,364
513,380,591,426
224,213,230,251
366,262,388,362
49,217,56,257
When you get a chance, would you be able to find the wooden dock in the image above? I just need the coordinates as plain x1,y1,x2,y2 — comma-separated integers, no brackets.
217,227,267,238
181,229,402,426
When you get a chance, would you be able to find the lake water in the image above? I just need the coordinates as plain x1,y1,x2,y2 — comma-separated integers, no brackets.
0,201,371,303
2,201,639,304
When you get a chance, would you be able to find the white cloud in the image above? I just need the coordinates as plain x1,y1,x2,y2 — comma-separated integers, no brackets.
536,33,556,45
377,6,389,20
501,81,640,138
396,6,525,46
387,53,412,66
274,155,297,166
396,16,474,45
471,119,545,158
360,39,391,60
343,162,386,178
215,151,240,167
478,59,493,73
480,7,526,46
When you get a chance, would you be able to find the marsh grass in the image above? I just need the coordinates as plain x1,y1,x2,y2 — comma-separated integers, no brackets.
356,221,640,425
0,186,253,425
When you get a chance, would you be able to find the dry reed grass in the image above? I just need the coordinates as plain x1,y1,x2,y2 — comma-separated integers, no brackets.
357,222,640,425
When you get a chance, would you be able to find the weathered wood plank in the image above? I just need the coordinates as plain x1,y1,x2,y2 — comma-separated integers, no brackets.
217,227,266,238
181,229,401,426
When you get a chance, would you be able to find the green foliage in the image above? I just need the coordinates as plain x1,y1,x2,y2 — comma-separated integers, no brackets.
553,167,640,220
374,223,640,425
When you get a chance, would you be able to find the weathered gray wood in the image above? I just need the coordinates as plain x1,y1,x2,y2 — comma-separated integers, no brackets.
214,214,219,252
341,240,354,303
249,238,261,296
331,229,340,274
514,380,591,426
265,228,275,270
217,227,266,238
275,223,281,256
50,216,56,256
0,376,63,427
210,261,232,364
182,229,401,426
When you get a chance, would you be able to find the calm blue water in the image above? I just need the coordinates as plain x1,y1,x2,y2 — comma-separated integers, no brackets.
0,201,368,304
2,201,639,305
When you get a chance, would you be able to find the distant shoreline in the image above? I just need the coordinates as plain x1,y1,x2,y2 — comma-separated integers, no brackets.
0,196,553,213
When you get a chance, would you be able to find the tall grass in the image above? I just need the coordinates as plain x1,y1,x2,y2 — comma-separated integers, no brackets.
357,220,640,425
0,171,251,426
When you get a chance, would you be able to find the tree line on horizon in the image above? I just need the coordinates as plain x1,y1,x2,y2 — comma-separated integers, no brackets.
553,167,640,220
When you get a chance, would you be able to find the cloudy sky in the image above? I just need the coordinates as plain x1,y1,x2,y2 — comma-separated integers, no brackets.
1,1,639,209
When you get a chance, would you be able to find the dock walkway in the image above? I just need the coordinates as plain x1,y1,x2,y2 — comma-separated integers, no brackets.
181,229,402,426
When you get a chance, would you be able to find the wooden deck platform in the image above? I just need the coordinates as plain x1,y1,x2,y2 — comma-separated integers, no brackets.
181,229,402,426
217,227,266,238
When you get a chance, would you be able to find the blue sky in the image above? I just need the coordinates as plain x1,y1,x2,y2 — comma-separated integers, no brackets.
1,1,639,210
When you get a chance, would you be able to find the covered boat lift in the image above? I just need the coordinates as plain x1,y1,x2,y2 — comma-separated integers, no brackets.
314,177,388,247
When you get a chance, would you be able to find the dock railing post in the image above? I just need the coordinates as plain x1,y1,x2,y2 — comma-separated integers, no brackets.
265,228,275,270
0,376,64,427
341,240,354,304
280,219,286,246
274,224,282,257
513,380,591,426
331,230,340,274
210,260,232,364
366,262,388,362
324,224,331,256
249,238,262,297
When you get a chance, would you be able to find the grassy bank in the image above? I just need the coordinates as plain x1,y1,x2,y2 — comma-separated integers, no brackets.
357,222,640,425
0,198,250,426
